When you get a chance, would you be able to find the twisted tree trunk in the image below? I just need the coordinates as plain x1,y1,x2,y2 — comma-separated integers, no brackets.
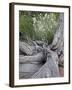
19,13,64,79
19,52,44,64
31,50,59,78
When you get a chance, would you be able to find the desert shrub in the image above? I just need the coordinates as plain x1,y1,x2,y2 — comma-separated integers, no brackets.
19,11,59,44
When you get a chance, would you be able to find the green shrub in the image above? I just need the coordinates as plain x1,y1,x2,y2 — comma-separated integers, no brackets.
19,11,59,44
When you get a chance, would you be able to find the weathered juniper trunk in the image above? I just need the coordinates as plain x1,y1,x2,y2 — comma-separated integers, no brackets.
19,52,46,79
19,13,64,79
19,41,44,55
51,13,64,68
19,52,44,64
19,41,34,55
31,50,59,78
51,13,64,50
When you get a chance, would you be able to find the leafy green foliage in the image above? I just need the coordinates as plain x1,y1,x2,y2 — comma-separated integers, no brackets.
19,11,59,44
19,12,34,40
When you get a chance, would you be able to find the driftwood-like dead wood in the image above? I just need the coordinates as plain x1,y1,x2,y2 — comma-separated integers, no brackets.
19,52,46,79
19,41,33,55
35,40,48,47
19,62,43,79
51,13,64,67
19,41,44,55
31,50,59,78
19,52,45,64
51,13,64,51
